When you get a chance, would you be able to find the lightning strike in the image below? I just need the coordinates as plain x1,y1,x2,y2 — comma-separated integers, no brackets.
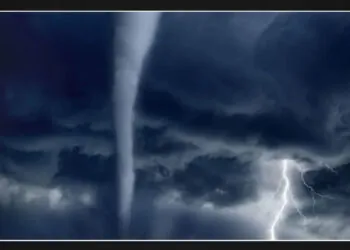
269,159,335,240
269,159,290,240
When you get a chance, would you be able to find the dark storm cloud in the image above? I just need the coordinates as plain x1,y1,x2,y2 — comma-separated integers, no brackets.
0,13,114,134
255,13,350,150
0,133,115,239
0,13,118,239
134,124,197,157
131,12,350,240
136,12,350,167
256,13,350,93
301,162,350,200
141,13,274,116
3,11,350,239
55,146,115,184
0,131,115,187
131,12,289,211
132,119,258,207
137,86,323,149
169,155,256,206
0,12,115,165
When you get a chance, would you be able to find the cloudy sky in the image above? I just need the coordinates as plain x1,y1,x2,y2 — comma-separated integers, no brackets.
1,12,350,240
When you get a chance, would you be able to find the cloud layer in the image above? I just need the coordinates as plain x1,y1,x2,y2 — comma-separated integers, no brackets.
2,12,350,239
132,12,350,239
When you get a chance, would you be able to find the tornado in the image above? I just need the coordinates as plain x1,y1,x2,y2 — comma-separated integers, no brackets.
113,12,161,238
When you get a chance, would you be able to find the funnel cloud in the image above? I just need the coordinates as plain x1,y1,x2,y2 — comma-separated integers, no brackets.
113,12,161,237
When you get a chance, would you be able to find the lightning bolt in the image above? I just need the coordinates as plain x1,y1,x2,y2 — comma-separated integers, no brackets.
268,159,335,240
269,159,290,240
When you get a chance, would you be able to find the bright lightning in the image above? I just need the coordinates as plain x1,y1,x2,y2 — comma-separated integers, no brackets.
269,159,290,240
268,159,335,240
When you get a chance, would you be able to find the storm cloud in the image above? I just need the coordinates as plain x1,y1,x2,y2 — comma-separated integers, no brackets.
133,12,350,239
2,12,350,240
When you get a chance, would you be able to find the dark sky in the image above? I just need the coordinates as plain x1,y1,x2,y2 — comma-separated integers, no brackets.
1,12,350,240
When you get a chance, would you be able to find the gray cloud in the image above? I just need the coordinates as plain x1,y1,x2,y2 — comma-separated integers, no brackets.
2,12,350,240
130,12,350,240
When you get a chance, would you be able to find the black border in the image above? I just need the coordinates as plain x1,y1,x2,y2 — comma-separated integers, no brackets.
0,241,348,249
1,0,350,10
